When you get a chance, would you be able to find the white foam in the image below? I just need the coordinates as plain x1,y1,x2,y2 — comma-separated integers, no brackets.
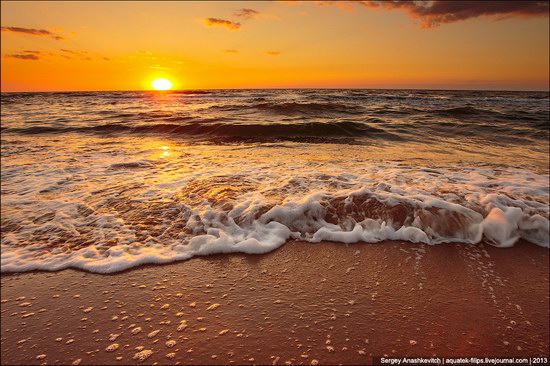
1,141,548,274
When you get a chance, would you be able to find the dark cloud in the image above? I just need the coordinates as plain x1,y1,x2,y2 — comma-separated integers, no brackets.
224,49,239,54
204,18,241,30
5,53,40,60
266,51,281,56
233,8,261,19
1,26,64,40
360,1,549,28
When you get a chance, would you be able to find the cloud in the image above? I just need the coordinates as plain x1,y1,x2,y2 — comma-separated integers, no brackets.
317,1,355,12
233,8,261,19
359,1,549,28
266,51,281,56
1,26,64,40
204,18,241,30
59,48,80,55
224,49,239,54
58,48,110,61
150,65,170,70
4,53,40,60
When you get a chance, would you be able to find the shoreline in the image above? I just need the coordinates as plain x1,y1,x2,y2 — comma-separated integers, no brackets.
1,240,548,365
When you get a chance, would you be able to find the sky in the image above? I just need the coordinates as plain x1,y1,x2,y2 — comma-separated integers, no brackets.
1,0,549,91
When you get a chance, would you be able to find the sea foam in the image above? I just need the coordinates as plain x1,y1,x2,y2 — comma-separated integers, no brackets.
1,160,548,273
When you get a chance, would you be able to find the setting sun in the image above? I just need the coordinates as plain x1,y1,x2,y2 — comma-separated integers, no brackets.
151,78,172,91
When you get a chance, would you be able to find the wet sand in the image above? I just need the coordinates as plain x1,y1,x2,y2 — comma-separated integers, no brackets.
1,240,548,365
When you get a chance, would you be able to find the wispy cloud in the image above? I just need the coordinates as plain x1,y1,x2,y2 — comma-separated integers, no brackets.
4,52,41,60
224,49,239,54
149,65,170,70
317,1,355,12
359,1,549,28
266,51,281,56
59,48,80,55
4,48,110,62
59,48,110,61
233,8,261,19
1,26,64,40
204,18,241,30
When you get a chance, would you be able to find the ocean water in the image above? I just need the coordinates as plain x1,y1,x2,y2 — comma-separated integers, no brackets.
1,89,549,273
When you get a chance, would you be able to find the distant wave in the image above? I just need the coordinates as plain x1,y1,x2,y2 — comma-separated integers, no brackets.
1,89,548,144
431,106,500,116
3,121,402,142
204,101,365,115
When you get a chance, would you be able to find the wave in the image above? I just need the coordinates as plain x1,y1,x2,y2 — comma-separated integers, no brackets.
203,101,365,116
3,121,402,141
1,165,548,273
431,106,500,117
1,188,547,274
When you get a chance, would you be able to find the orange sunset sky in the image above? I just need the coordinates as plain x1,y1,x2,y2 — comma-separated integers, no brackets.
1,0,549,92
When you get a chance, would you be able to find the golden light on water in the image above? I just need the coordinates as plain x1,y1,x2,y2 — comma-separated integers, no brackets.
151,78,172,91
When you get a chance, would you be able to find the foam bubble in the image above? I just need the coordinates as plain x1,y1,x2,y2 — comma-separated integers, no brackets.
105,343,119,352
133,350,153,362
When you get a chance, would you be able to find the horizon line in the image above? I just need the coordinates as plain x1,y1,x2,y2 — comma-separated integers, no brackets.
1,86,549,93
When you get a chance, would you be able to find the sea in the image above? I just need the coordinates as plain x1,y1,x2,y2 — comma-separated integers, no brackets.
1,89,548,273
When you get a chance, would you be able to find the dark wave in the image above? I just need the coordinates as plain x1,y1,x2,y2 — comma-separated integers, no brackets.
206,101,364,116
3,121,401,141
431,106,502,117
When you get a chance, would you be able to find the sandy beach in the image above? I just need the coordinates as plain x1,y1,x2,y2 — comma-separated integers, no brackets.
1,240,548,365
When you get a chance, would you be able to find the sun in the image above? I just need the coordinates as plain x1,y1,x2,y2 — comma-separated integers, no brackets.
151,78,172,91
